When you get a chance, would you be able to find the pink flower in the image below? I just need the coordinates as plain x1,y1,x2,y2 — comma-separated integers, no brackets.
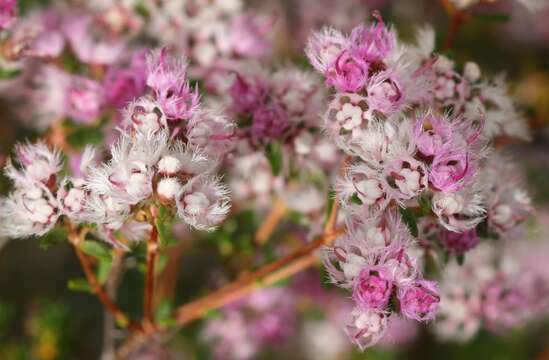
352,266,394,310
482,279,528,331
398,280,440,321
251,103,290,140
146,48,199,121
104,51,147,109
230,14,272,58
63,14,125,65
345,308,389,350
429,149,474,192
0,0,17,30
66,76,105,124
326,49,369,93
413,113,453,158
441,229,479,254
366,73,403,115
229,74,268,113
349,19,395,63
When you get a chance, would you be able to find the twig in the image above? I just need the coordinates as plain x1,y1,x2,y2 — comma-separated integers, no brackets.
440,0,469,51
101,250,126,360
143,224,159,330
175,227,345,325
116,226,346,358
72,243,142,332
255,199,287,245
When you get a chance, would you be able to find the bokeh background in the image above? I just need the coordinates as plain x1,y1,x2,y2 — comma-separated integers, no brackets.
1,0,548,359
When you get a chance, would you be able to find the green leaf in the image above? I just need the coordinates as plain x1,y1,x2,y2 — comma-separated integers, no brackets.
66,123,104,148
350,193,363,205
80,240,112,261
457,253,465,266
473,12,511,23
67,278,91,293
399,207,418,237
417,195,431,216
265,142,283,176
0,67,21,80
96,258,113,285
155,300,176,327
38,228,68,250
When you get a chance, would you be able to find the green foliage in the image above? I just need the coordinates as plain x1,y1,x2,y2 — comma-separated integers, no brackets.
65,121,104,148
38,228,68,250
265,142,283,176
80,240,112,261
399,207,418,237
67,278,91,293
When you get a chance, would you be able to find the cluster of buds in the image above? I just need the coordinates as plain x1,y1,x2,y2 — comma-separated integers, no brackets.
307,15,532,349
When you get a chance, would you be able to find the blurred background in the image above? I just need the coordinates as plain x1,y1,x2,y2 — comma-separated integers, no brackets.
0,0,548,359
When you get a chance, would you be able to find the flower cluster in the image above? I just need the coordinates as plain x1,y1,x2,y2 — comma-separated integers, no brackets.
0,49,231,243
307,16,532,349
202,288,296,360
435,240,549,341
324,211,439,349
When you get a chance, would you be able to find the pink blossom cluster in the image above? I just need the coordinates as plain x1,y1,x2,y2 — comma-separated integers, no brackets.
323,211,439,349
307,16,533,349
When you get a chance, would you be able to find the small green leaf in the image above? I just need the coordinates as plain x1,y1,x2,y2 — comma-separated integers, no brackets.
80,240,112,261
67,278,91,292
97,258,113,285
417,195,431,216
155,299,176,327
350,193,363,205
399,207,418,237
265,142,283,176
66,123,104,147
0,67,21,80
473,12,511,23
457,254,465,266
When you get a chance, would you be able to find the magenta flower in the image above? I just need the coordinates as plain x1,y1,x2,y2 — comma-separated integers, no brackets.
349,19,395,63
429,149,473,192
441,229,479,254
146,48,199,121
398,280,440,321
65,76,105,124
251,103,290,140
229,74,268,114
352,266,394,310
326,49,369,93
0,0,17,30
104,52,147,109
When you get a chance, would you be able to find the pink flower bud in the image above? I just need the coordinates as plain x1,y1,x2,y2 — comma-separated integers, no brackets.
0,0,17,30
441,229,479,254
398,280,440,321
353,266,394,310
66,76,105,124
251,103,290,140
325,49,369,93
429,149,473,192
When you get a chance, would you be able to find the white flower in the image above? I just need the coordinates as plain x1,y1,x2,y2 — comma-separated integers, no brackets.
344,308,389,350
157,177,183,201
176,176,230,231
122,97,167,135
